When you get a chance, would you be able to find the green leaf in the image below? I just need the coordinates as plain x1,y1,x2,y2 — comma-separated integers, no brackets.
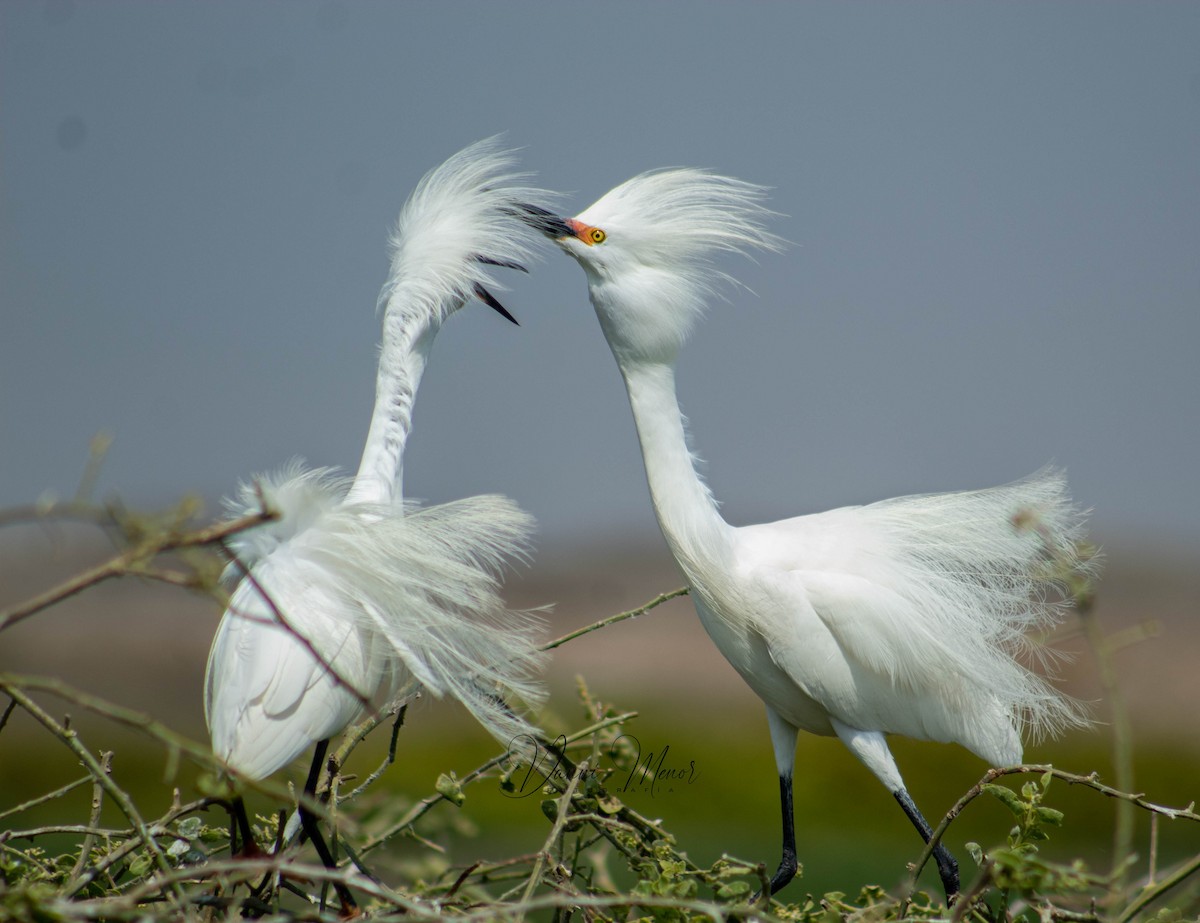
128,853,152,879
716,881,750,899
1035,806,1065,827
435,772,465,807
175,816,202,838
982,783,1025,816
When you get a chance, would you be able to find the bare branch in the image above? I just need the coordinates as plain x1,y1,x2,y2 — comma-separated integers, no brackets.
0,508,275,634
520,757,590,912
0,683,187,909
69,750,112,884
0,773,91,821
1116,853,1200,923
540,587,688,652
355,711,636,858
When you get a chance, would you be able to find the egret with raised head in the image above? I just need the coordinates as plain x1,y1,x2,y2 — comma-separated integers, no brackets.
532,170,1093,901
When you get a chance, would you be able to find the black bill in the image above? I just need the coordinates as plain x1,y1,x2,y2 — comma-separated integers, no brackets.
513,202,574,239
473,282,519,325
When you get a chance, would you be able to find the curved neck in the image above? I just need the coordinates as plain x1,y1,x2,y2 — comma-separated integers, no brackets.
618,359,732,577
347,306,439,505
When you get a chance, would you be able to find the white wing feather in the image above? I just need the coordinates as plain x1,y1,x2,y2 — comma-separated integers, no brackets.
738,468,1093,759
206,467,545,778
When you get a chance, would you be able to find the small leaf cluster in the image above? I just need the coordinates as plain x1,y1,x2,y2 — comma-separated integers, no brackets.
965,772,1107,919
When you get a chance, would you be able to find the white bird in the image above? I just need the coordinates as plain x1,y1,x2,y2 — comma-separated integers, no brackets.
533,170,1094,900
204,139,551,902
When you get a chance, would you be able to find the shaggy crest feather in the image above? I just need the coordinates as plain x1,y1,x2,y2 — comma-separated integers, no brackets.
205,139,550,781
568,169,786,359
377,136,557,324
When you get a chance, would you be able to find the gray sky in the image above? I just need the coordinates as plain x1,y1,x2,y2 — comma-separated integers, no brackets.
3,1,1198,550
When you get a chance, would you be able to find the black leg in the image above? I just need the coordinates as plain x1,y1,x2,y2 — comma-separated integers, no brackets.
763,773,799,897
227,796,276,910
894,788,959,901
297,740,357,915
229,795,259,856
296,739,328,844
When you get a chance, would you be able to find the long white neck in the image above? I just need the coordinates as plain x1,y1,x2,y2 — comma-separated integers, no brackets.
617,359,733,583
347,304,439,505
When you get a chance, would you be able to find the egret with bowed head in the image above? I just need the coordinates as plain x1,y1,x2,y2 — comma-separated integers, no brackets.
204,138,551,909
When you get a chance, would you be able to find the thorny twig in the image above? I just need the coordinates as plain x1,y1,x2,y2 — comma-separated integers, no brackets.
354,710,636,858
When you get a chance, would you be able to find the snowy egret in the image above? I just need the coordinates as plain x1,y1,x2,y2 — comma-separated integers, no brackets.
204,138,550,904
535,170,1093,900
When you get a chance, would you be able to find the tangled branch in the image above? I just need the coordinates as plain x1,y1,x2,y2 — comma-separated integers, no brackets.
2,494,1196,921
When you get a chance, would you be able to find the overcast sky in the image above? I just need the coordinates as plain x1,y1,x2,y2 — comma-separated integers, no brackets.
3,1,1198,552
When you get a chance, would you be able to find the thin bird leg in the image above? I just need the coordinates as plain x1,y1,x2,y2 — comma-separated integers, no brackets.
228,795,260,857
297,740,328,844
893,788,959,901
759,707,801,899
767,773,799,895
227,795,278,906
297,739,358,914
828,721,958,899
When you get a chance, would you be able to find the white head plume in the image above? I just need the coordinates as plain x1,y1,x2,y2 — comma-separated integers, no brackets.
556,168,786,363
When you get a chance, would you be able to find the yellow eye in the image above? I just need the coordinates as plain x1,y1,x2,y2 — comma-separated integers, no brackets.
588,227,607,245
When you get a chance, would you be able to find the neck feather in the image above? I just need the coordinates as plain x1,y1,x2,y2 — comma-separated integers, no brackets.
347,307,438,505
618,360,732,574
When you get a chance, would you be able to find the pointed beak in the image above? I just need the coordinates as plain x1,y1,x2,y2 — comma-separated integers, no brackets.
475,255,528,273
514,203,575,240
470,254,523,324
472,282,519,325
